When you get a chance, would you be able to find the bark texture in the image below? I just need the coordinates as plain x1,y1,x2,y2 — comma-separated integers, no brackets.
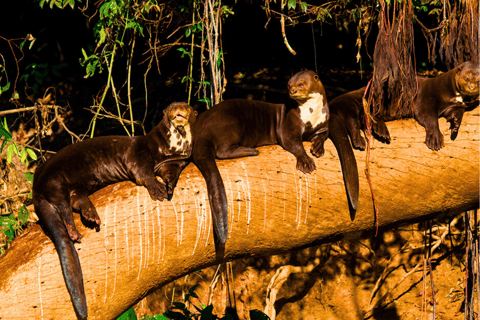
0,110,478,319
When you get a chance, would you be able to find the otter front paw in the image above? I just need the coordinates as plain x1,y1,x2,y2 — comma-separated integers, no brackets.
147,182,168,201
372,119,391,143
310,133,327,158
425,129,444,151
446,110,464,141
79,205,101,226
352,133,366,150
310,143,325,158
296,156,316,174
66,223,82,242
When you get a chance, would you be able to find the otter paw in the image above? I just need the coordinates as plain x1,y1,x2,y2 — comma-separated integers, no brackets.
66,223,82,242
447,112,464,141
296,156,316,174
373,120,391,143
352,134,366,150
310,144,325,158
148,182,168,201
167,186,174,201
425,130,444,151
82,206,101,225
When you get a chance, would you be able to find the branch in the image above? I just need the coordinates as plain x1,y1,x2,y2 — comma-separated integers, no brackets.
0,109,478,319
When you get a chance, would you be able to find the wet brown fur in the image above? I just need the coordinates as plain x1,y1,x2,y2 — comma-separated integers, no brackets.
32,102,196,319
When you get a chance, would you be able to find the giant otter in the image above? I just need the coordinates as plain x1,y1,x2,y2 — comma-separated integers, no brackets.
327,61,479,151
33,102,196,320
193,70,359,252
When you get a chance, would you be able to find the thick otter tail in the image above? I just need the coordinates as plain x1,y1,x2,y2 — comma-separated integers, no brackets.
329,113,359,219
192,140,228,255
34,198,88,320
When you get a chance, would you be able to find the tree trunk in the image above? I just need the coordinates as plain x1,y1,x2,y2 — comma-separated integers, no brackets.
0,110,478,319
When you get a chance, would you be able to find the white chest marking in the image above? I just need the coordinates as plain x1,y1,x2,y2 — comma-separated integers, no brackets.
452,91,464,103
299,92,327,128
167,125,192,155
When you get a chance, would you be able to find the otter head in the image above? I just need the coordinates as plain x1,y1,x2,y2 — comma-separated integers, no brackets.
288,70,325,104
455,61,480,97
164,102,197,135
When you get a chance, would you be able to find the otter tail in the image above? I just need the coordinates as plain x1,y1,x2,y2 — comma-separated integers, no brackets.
34,198,88,320
193,140,228,255
329,113,359,219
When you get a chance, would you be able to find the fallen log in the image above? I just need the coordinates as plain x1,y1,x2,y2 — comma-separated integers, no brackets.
0,109,478,319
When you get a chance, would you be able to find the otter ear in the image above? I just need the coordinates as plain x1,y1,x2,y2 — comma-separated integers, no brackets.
194,110,198,116
314,74,319,80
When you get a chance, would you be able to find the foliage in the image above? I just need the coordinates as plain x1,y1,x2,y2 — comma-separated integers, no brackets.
118,307,138,320
114,284,272,320
0,205,29,255
39,0,79,9
0,118,37,166
19,62,67,94
0,118,35,254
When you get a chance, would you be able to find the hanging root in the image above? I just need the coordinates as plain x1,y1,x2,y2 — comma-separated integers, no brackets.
368,0,417,119
440,0,479,67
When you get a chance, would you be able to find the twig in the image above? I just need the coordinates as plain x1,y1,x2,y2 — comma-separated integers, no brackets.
0,105,55,117
54,106,80,142
280,0,297,56
127,33,136,136
208,264,222,306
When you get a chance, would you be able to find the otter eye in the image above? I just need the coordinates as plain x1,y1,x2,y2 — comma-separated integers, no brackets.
298,83,304,88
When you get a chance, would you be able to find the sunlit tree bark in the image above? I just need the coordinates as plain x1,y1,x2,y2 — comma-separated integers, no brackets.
0,110,478,320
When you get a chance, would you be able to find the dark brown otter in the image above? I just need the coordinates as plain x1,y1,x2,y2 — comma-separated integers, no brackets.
32,102,196,320
193,70,359,253
327,61,479,151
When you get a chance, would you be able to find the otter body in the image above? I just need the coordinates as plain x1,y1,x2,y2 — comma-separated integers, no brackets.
33,102,196,320
193,70,358,250
329,61,479,151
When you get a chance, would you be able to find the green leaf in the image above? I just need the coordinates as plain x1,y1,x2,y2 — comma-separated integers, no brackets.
301,2,307,12
81,48,88,60
26,148,37,161
39,0,46,8
188,284,199,298
172,302,186,310
116,307,137,320
18,205,29,224
0,125,12,140
7,143,15,163
34,72,44,85
20,146,27,164
249,310,271,320
287,0,296,10
29,38,36,50
24,171,34,183
68,0,75,9
98,27,106,45
200,304,213,320
1,81,11,93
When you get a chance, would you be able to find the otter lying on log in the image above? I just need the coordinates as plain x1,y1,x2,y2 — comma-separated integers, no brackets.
193,70,359,252
328,61,479,151
32,102,196,320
